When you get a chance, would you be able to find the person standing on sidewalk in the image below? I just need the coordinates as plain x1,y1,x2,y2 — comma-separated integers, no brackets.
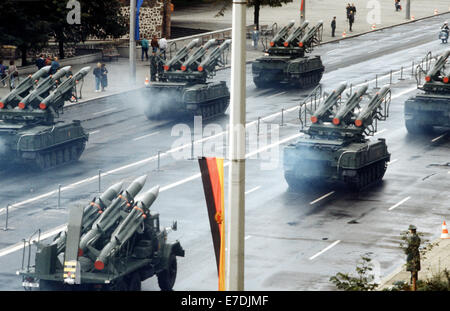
93,62,102,93
50,57,60,75
251,26,260,50
36,54,46,70
348,11,355,32
0,60,7,87
405,225,421,291
159,37,168,59
100,63,108,92
346,3,351,20
141,36,149,61
151,35,159,54
395,0,402,12
7,60,17,90
351,3,357,20
331,17,337,38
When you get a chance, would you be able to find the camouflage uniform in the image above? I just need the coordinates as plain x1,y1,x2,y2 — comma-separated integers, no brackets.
405,225,420,285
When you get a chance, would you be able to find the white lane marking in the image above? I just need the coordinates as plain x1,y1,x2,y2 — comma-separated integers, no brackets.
245,235,252,240
388,159,398,165
431,133,446,143
309,240,341,260
0,132,304,257
374,129,387,136
267,91,287,99
309,191,335,205
93,108,117,115
89,130,100,135
388,196,411,211
391,87,417,99
0,224,67,258
245,186,261,195
132,131,160,141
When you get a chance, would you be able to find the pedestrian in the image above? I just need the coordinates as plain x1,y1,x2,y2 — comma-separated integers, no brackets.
93,62,102,92
100,63,108,92
346,3,352,20
395,0,402,12
405,225,421,290
251,26,260,50
141,36,149,61
45,55,52,66
331,17,337,37
0,60,7,87
151,35,159,54
351,3,357,19
50,57,60,75
159,37,168,59
36,54,46,70
7,60,17,90
348,10,355,32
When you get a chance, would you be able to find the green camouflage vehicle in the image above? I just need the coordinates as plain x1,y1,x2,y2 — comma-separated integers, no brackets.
252,20,325,89
0,66,90,170
284,83,392,190
17,175,185,291
144,39,231,120
404,49,450,134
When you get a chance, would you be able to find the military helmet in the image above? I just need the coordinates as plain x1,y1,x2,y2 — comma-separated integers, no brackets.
408,224,417,230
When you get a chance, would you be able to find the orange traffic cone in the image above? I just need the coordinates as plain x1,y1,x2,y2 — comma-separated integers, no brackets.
441,221,449,239
434,9,438,15
411,15,415,20
371,24,376,30
342,31,347,38
144,76,150,86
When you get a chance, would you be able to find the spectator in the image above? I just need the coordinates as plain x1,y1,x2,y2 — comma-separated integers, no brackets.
395,0,402,11
7,60,17,90
331,17,337,38
0,60,7,87
50,57,60,75
141,36,149,61
159,37,168,59
100,63,108,92
348,11,355,32
93,62,102,92
151,35,159,53
36,54,46,70
251,26,260,50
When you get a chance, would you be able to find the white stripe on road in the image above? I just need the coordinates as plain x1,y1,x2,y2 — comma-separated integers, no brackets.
89,130,100,135
388,196,411,211
245,235,252,240
309,240,341,260
310,191,335,205
388,159,398,165
374,129,387,136
431,133,446,143
93,108,117,116
245,186,261,195
132,131,160,141
267,91,287,99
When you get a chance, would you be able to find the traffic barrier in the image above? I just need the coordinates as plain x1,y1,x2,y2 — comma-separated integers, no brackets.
441,221,449,239
371,24,376,31
144,76,150,86
342,31,347,38
434,9,438,15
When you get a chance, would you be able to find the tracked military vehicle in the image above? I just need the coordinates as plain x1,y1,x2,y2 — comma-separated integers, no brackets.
0,67,89,170
404,49,450,134
17,175,185,291
252,20,325,89
144,38,231,120
284,83,392,190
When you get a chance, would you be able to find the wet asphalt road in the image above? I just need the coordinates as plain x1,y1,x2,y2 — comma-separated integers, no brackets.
0,14,449,291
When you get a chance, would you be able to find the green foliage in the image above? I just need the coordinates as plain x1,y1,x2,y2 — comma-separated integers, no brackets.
386,269,450,291
329,253,379,291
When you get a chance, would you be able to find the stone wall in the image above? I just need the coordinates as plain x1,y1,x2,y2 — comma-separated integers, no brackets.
121,0,171,39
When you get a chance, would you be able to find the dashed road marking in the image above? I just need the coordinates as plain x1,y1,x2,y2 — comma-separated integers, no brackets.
245,186,261,195
133,131,160,141
310,191,335,205
388,196,411,211
309,240,341,260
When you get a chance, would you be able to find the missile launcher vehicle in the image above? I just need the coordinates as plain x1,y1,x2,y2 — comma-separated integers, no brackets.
404,49,450,134
284,83,392,190
17,175,185,291
144,38,231,120
252,20,325,89
0,66,89,170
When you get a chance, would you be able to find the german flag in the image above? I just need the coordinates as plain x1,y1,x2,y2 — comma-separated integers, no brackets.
198,157,225,291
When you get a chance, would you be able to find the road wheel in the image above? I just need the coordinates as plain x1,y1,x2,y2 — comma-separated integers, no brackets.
128,272,141,291
157,254,177,291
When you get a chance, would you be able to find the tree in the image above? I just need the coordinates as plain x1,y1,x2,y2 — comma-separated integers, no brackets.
214,0,293,30
43,0,128,59
0,1,52,66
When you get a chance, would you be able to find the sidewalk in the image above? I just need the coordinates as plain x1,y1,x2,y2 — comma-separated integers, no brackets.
379,239,450,290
